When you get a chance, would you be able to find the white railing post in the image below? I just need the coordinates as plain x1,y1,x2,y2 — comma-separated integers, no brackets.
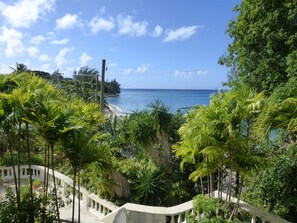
62,181,68,194
85,196,90,211
170,215,175,223
251,215,256,223
178,214,182,223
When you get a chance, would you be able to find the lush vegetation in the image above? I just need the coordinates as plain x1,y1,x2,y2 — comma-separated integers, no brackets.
10,63,121,100
219,0,297,95
0,73,110,223
0,0,296,222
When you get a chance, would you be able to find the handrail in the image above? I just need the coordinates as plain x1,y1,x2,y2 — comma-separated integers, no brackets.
0,165,118,219
0,165,291,223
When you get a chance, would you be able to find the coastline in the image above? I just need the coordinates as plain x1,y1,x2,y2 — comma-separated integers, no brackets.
105,104,127,117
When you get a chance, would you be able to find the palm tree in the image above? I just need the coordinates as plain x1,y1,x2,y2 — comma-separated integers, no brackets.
0,75,24,207
148,99,174,165
27,87,68,223
255,77,297,139
1,73,71,222
73,66,99,102
124,111,164,165
60,98,108,223
0,73,40,223
9,62,30,74
175,86,264,211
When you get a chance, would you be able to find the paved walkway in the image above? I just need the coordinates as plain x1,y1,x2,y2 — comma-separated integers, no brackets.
0,181,103,223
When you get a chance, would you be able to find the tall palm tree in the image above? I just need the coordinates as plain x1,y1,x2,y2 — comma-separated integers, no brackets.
0,74,40,223
175,86,264,208
148,99,174,165
255,77,297,139
60,98,108,223
9,62,30,74
0,75,24,207
26,87,68,223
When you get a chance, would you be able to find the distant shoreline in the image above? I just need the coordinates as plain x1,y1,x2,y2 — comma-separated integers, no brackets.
106,88,220,114
105,104,127,117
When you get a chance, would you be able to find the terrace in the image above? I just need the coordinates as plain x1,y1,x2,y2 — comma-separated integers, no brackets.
0,165,290,223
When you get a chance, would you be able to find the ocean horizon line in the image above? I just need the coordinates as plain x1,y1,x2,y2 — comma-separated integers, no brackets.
120,88,229,91
107,88,224,113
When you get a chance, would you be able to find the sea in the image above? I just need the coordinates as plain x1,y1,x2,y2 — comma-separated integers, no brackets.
106,89,223,114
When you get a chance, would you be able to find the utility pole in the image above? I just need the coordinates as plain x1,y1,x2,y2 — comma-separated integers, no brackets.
95,70,99,103
100,59,106,113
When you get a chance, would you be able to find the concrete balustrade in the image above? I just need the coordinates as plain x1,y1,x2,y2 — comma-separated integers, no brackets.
0,165,291,223
0,165,118,220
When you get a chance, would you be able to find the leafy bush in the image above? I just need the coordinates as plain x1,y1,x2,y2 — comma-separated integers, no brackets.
0,186,64,223
187,195,245,223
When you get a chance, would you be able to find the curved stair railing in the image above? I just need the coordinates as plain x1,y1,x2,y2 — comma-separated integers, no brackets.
0,165,291,223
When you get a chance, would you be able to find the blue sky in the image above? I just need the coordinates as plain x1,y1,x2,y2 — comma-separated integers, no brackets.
0,0,241,89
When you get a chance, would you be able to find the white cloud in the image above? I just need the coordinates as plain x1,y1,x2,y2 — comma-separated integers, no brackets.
152,25,163,37
108,47,116,52
30,35,45,45
174,69,209,78
117,15,148,37
0,0,55,28
196,70,208,76
0,27,25,57
136,64,149,73
89,16,115,34
40,63,51,72
39,54,51,61
54,47,74,69
0,27,23,41
19,60,30,67
174,70,193,78
0,63,12,74
108,62,117,67
47,31,55,37
79,52,93,66
100,7,106,14
123,68,133,75
50,39,70,45
27,46,39,57
163,26,199,43
55,13,82,30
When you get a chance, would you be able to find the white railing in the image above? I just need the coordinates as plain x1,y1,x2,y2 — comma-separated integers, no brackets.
0,165,291,223
0,165,118,220
101,195,291,223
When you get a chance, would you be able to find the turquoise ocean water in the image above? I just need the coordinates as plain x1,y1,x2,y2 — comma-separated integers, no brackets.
106,89,222,113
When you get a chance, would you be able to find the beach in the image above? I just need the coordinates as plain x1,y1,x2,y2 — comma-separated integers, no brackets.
105,104,127,117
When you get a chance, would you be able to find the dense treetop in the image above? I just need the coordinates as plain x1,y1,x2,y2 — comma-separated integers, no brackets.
220,0,297,95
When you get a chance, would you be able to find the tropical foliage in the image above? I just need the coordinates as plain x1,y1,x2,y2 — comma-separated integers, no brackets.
174,80,297,221
0,0,296,221
219,0,297,94
187,194,247,223
0,73,110,223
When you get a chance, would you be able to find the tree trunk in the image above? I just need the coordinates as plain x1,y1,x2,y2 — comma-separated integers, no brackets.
26,123,34,223
51,144,60,223
207,174,210,197
78,168,81,223
229,175,242,220
210,173,214,197
200,176,204,195
43,144,48,195
72,166,77,223
46,144,50,197
217,169,220,198
8,133,19,207
227,169,232,202
17,125,21,205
